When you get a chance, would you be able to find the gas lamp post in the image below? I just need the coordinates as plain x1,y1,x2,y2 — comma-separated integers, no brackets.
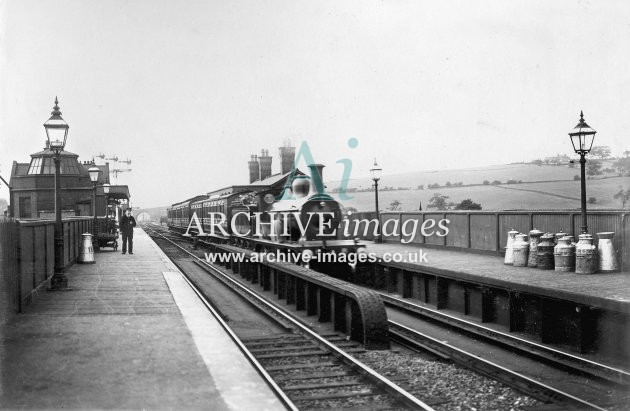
44,97,70,290
370,159,383,243
88,166,101,235
568,111,596,234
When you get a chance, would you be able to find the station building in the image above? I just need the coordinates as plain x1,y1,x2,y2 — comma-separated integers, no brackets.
8,141,130,220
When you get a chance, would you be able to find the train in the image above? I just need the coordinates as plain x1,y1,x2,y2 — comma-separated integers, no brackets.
167,163,365,271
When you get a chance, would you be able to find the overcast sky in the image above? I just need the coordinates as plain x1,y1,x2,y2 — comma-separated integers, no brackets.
1,0,629,208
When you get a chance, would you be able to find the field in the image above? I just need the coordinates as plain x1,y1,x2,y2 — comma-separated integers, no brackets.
142,162,630,215
331,176,630,212
328,163,587,192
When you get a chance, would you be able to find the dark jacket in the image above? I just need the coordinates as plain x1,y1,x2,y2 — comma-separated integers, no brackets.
120,214,137,236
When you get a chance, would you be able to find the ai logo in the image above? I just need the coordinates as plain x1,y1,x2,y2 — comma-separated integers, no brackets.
276,138,359,201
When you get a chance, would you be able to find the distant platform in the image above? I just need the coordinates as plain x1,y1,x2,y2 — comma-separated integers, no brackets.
364,242,630,313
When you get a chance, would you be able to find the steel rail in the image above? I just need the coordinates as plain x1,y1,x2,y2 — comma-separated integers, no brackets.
381,293,630,385
146,224,434,411
144,225,298,411
389,320,608,411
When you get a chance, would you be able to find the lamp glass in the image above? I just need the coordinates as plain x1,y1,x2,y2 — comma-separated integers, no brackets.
88,167,100,183
103,183,110,194
370,164,382,181
44,98,69,151
582,133,595,152
45,125,68,150
568,112,596,154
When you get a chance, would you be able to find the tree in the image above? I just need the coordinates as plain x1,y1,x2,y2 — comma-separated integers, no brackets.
614,188,630,209
427,193,453,210
590,146,612,159
588,197,597,204
491,180,502,185
388,200,402,211
586,159,602,176
613,157,630,176
454,199,482,210
482,180,490,185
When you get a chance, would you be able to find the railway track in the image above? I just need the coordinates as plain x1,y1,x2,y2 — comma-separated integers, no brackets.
144,224,434,410
146,224,629,410
378,295,630,410
380,293,630,385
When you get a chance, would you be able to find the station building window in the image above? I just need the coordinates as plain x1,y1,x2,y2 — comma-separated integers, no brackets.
27,156,81,175
19,196,32,219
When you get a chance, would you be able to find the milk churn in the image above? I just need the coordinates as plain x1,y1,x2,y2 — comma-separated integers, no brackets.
575,234,598,274
597,232,620,273
527,229,544,268
512,233,529,267
554,236,576,272
536,233,555,270
78,233,95,264
504,229,519,265
554,230,567,244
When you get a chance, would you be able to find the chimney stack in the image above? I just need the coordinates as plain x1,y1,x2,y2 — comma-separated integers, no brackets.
248,154,260,183
279,139,296,174
258,149,273,181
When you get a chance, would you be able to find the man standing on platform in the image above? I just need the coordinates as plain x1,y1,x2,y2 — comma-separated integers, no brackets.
120,208,137,255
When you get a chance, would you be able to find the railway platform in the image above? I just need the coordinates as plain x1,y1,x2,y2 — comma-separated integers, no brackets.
355,241,630,365
364,242,630,311
0,228,284,410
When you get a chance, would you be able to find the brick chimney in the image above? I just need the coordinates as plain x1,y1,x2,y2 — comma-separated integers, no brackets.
279,139,296,174
258,149,272,181
248,154,260,183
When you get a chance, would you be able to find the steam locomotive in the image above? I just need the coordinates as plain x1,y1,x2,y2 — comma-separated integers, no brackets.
167,163,365,269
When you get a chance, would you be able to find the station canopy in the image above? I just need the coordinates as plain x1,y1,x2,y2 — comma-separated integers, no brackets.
98,184,130,201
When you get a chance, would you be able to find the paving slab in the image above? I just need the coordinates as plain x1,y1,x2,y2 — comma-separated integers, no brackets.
0,228,284,410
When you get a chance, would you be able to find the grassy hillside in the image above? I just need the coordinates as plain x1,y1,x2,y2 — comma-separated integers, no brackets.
332,176,629,212
328,163,608,192
143,162,629,213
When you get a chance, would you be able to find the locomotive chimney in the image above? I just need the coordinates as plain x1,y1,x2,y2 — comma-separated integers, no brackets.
259,149,273,181
279,139,296,174
307,163,326,197
248,154,260,183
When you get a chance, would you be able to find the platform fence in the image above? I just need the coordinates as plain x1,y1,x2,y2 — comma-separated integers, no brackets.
343,210,629,271
0,217,92,323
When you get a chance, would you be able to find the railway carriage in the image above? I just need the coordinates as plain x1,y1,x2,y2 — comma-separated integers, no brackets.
167,194,208,233
167,163,365,275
